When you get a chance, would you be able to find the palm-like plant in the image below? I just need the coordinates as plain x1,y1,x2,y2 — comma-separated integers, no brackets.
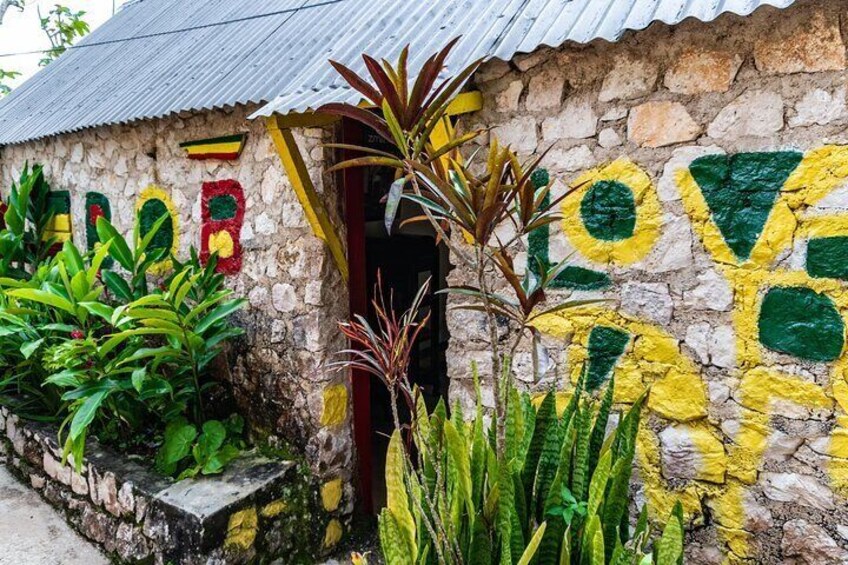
321,43,589,458
335,273,430,432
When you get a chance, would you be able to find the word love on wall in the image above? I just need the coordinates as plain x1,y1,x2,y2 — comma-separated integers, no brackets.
201,180,245,274
85,192,113,268
532,148,848,562
43,190,72,254
137,186,179,274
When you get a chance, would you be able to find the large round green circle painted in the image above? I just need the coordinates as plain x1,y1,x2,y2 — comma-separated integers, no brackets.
579,180,637,241
758,286,845,362
140,199,174,255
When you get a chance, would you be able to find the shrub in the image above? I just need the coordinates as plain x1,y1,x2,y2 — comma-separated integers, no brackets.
325,44,688,564
0,194,246,477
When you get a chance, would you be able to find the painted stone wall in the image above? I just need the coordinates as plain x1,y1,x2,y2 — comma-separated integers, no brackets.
0,105,354,548
450,1,848,562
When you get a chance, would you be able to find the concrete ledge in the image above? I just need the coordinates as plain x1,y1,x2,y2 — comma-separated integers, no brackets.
0,406,322,564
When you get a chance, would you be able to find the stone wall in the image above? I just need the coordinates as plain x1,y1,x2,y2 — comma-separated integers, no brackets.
0,105,354,547
0,406,320,564
449,0,848,562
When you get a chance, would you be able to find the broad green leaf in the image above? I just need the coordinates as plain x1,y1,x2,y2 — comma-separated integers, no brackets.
655,502,684,565
385,431,417,560
194,298,246,334
96,217,132,270
517,522,547,565
158,419,197,470
102,271,132,302
20,337,44,359
69,389,109,440
131,367,146,392
196,420,227,462
7,288,75,315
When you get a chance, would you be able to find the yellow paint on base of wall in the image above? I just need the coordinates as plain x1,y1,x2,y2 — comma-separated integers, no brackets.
224,507,258,550
260,499,288,518
321,478,343,512
323,519,343,548
321,384,348,428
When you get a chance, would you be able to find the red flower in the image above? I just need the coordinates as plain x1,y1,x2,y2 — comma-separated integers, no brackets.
71,329,84,340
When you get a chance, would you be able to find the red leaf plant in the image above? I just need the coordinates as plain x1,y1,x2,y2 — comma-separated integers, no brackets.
334,272,431,432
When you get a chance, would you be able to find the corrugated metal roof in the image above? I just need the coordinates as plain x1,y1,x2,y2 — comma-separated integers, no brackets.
0,0,797,145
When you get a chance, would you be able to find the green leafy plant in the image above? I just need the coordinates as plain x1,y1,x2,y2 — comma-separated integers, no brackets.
38,4,89,66
0,163,56,278
0,68,20,96
0,208,247,478
376,363,685,565
326,44,687,564
156,414,244,479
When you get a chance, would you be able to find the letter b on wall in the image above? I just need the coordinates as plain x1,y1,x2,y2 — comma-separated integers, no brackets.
201,179,245,275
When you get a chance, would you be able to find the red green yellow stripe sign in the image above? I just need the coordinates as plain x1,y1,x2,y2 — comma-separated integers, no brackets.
179,133,247,161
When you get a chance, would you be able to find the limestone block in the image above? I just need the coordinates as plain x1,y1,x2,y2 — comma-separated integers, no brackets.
761,472,834,510
546,144,594,172
754,8,846,75
627,101,700,148
597,127,622,149
645,213,693,272
685,322,712,365
254,212,277,236
247,286,268,308
492,118,538,154
657,145,724,202
475,59,512,82
495,80,524,112
621,282,673,325
664,50,742,94
600,106,627,121
541,95,597,140
764,430,804,462
707,90,784,139
599,56,658,102
525,68,564,111
271,283,297,313
658,424,727,483
683,269,733,311
781,519,848,564
709,325,735,369
789,86,847,127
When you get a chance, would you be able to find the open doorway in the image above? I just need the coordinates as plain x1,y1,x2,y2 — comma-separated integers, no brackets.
342,121,450,512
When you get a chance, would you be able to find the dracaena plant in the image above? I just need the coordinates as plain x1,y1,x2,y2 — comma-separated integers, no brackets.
334,273,430,432
321,43,591,458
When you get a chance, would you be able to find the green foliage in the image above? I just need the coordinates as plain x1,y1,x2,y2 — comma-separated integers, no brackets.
378,376,687,565
156,415,243,479
0,196,247,478
0,68,20,96
38,4,90,67
0,163,57,278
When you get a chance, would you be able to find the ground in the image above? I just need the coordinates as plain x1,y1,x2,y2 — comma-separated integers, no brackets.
0,464,109,565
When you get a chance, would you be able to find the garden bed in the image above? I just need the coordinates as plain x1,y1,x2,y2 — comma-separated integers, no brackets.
0,406,321,564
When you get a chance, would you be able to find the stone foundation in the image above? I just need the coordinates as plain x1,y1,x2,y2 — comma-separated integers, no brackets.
0,406,324,564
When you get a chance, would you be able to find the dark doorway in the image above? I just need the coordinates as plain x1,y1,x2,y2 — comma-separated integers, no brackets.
342,120,450,512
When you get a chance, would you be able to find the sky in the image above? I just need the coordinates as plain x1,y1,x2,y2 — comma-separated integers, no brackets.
0,0,124,88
